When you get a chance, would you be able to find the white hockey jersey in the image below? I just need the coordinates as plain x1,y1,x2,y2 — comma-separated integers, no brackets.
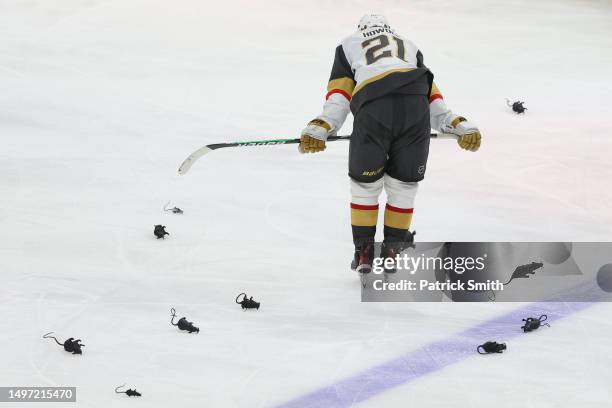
318,26,449,133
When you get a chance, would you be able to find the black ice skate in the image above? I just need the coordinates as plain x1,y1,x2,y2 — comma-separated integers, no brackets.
380,231,416,273
351,242,374,288
351,242,375,274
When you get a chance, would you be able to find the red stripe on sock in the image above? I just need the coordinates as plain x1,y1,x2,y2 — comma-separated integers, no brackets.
385,204,414,214
351,203,379,210
326,89,352,101
429,94,443,103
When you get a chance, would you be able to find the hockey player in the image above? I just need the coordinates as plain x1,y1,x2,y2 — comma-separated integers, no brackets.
299,14,481,275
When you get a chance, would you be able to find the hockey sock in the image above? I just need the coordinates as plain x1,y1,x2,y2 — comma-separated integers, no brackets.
351,203,378,245
383,204,413,242
350,178,383,246
383,175,417,243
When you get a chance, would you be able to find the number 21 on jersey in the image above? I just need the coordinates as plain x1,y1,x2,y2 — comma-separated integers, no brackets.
361,34,406,65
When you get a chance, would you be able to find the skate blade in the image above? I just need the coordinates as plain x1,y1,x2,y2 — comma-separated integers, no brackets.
356,265,372,288
359,272,369,288
383,269,399,284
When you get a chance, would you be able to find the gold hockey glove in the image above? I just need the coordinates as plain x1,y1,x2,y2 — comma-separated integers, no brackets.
458,131,481,152
451,116,481,152
299,119,331,154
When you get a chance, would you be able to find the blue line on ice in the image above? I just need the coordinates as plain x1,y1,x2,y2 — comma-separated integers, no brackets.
275,282,604,408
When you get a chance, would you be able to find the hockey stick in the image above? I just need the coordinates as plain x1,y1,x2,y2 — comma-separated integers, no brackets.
178,133,457,175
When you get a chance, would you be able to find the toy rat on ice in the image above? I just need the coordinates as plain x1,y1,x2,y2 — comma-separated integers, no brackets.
477,341,506,354
164,201,183,214
43,332,85,355
521,314,550,332
115,384,142,397
170,308,199,333
236,293,260,310
154,225,169,239
506,99,527,114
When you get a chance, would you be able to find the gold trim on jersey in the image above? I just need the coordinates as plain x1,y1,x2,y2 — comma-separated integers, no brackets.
327,77,356,94
352,68,416,95
430,82,441,97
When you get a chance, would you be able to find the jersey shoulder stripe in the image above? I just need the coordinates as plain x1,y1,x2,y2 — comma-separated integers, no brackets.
429,82,443,103
326,45,356,101
327,78,354,100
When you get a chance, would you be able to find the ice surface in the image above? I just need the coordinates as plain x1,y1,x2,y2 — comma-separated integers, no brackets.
1,0,611,407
